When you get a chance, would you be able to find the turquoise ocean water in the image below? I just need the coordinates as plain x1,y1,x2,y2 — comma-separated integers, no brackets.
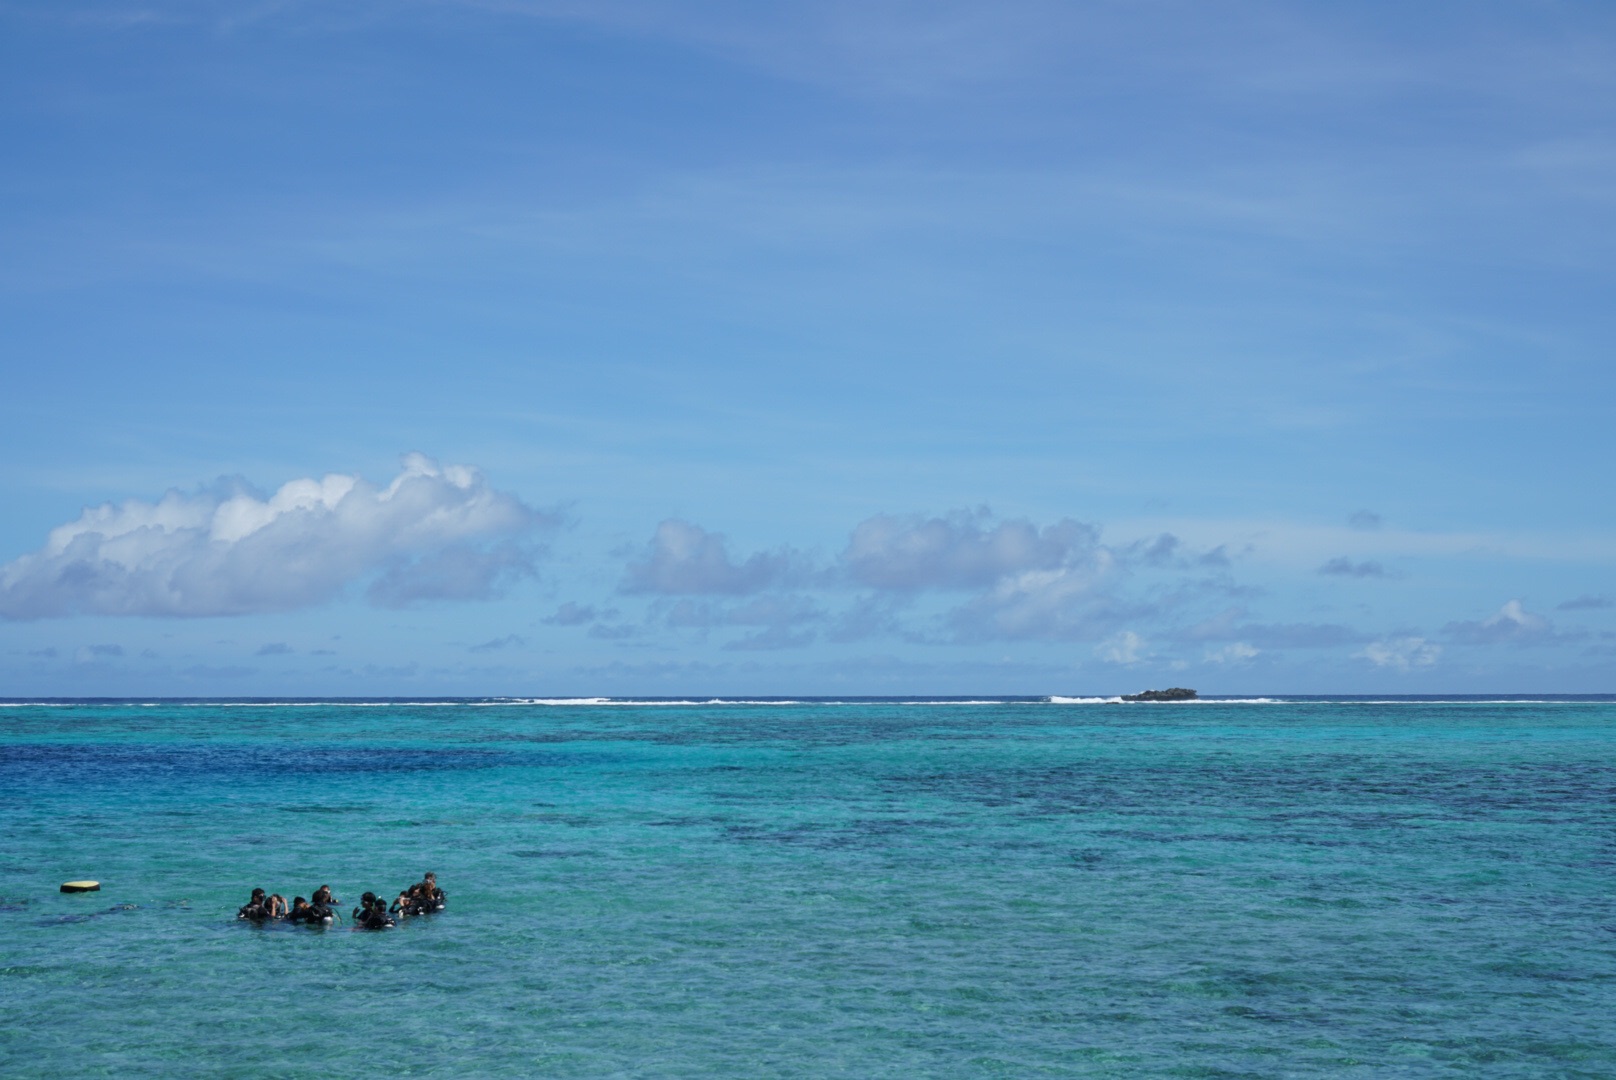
3,696,1614,1077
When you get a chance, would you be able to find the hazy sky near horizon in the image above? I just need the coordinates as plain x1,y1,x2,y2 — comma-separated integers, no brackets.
2,0,1614,695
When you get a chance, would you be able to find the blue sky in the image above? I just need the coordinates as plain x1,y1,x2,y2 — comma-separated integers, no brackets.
2,0,1614,695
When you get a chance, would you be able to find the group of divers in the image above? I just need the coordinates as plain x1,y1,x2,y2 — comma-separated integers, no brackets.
236,872,445,930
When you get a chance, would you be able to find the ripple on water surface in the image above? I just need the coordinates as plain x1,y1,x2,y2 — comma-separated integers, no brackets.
2,697,1615,1077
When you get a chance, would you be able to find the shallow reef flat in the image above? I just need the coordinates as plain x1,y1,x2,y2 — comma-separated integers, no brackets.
3,697,1615,1077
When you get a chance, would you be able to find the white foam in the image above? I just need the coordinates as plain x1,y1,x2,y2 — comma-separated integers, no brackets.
1046,696,1280,704
0,696,1604,709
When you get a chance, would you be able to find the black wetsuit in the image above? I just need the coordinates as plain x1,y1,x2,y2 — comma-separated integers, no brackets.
353,903,393,930
237,903,270,922
405,887,444,913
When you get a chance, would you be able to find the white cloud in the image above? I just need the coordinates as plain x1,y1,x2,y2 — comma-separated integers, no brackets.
1094,630,1145,665
948,559,1135,642
621,519,802,595
1356,636,1441,671
0,454,546,618
842,509,1098,591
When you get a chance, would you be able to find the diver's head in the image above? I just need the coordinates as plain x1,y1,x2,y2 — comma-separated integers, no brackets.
251,888,265,899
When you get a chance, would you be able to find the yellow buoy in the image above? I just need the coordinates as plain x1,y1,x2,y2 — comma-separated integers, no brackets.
60,880,100,893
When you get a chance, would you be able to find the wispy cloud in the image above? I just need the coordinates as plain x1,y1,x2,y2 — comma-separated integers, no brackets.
77,643,125,660
1204,642,1259,665
1094,630,1146,665
1318,556,1390,579
1182,609,1367,649
1356,637,1441,671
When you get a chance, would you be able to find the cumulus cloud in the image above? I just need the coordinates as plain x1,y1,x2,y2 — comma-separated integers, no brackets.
1318,557,1389,579
610,509,1248,647
1356,637,1441,670
366,541,536,608
1348,510,1383,530
946,561,1141,642
1443,600,1566,646
1558,594,1612,611
0,455,547,619
621,519,802,595
841,509,1099,591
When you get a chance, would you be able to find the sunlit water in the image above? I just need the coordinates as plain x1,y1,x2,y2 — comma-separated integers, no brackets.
3,697,1614,1077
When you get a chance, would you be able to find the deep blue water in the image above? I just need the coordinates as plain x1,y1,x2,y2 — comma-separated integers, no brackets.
3,697,1615,1077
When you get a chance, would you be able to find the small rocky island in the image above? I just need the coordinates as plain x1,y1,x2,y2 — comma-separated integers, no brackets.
1121,687,1198,702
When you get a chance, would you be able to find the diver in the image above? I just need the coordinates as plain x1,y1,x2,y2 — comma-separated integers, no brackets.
389,887,418,918
352,891,394,930
415,871,446,911
286,896,317,924
237,887,271,922
307,895,336,924
265,893,289,919
311,884,339,908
